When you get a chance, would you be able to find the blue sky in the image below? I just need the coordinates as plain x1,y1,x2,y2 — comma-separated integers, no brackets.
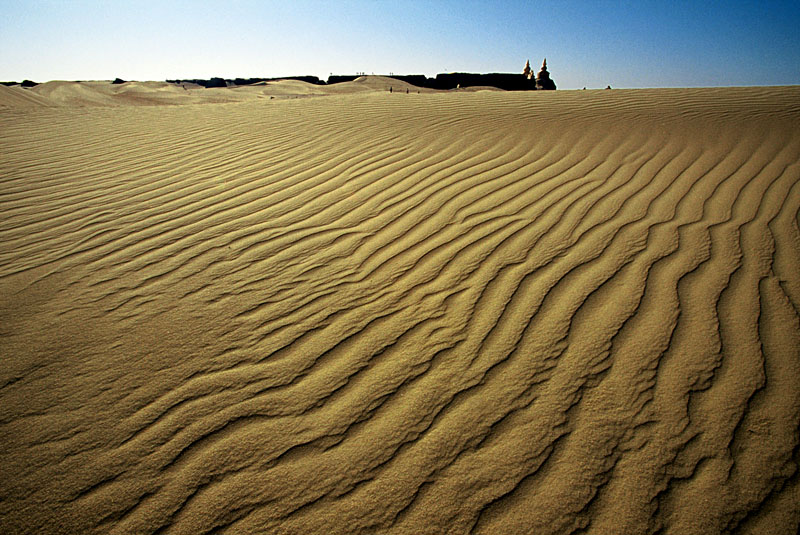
1,0,798,88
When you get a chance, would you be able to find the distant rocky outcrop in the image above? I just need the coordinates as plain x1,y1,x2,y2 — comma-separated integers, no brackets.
205,77,227,88
428,73,536,91
535,59,556,90
326,75,360,85
326,72,538,91
112,78,127,85
21,80,38,88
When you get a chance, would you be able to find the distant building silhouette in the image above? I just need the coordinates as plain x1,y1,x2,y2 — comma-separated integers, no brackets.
535,58,556,90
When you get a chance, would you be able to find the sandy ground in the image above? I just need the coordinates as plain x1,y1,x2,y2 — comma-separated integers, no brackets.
1,80,799,534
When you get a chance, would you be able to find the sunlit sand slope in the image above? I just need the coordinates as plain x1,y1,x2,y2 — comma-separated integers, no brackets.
0,85,55,109
1,87,799,534
12,77,438,108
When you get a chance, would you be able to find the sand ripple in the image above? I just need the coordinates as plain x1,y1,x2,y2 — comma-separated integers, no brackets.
1,86,799,534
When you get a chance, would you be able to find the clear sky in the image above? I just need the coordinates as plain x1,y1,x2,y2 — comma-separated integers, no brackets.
1,0,798,89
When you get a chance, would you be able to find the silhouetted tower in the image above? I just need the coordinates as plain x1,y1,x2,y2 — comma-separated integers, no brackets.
535,58,556,90
523,59,532,79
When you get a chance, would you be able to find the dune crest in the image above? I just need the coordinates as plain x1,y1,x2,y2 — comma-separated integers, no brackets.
0,76,440,109
1,86,799,534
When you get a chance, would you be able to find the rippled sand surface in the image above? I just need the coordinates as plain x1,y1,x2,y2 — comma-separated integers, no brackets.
1,83,799,534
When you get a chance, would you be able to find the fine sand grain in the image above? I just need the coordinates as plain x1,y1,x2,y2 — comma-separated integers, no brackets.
1,82,799,534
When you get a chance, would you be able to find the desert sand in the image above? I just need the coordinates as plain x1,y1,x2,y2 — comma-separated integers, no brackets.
1,80,799,534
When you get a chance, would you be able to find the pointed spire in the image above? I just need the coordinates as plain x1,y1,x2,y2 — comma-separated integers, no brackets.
523,59,532,78
536,58,556,90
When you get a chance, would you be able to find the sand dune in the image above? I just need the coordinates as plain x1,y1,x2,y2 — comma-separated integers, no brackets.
1,83,799,534
0,77,438,110
0,85,56,109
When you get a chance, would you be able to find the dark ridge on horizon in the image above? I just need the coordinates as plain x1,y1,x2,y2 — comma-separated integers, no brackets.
163,70,556,92
2,62,559,92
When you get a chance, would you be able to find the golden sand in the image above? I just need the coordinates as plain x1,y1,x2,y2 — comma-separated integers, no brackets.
1,81,799,534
